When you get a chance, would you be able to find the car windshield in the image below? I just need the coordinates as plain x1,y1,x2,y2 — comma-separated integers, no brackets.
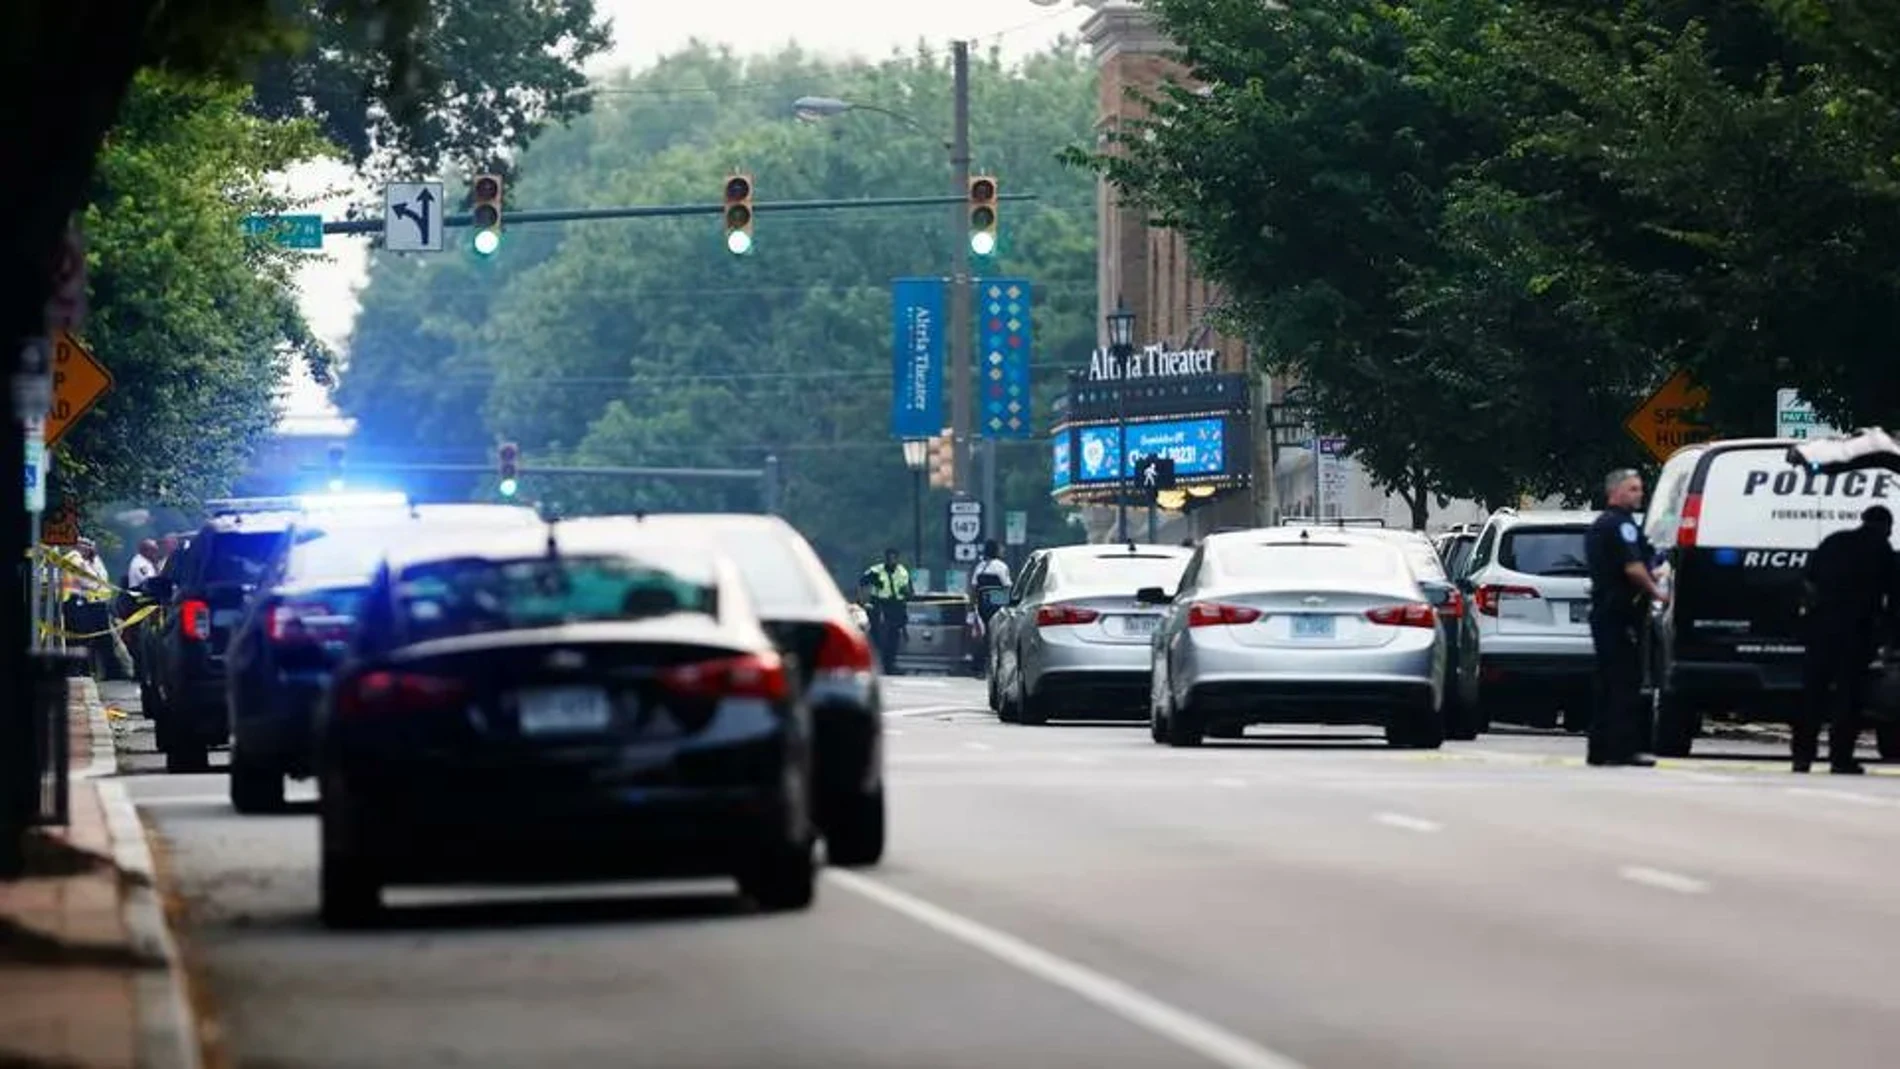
204,531,285,584
1501,528,1591,577
395,554,717,644
1055,553,1189,591
1218,542,1405,582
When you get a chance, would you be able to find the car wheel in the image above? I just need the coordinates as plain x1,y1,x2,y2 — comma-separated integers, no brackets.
229,760,286,814
1652,689,1697,758
137,681,160,720
824,790,885,868
1165,689,1203,748
1877,723,1900,761
1148,667,1169,744
319,848,383,929
1385,702,1446,750
987,665,1003,714
164,737,210,774
1015,663,1048,726
741,839,817,912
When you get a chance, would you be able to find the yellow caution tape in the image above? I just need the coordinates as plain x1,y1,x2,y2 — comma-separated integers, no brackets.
39,602,159,640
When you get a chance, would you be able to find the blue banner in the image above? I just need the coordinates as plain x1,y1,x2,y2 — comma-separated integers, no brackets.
978,278,1033,439
891,277,945,438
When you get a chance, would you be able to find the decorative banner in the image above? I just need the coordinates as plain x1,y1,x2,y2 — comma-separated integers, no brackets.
890,277,946,439
978,278,1032,439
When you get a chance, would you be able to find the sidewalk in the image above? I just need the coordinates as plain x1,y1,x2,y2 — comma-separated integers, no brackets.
0,677,199,1069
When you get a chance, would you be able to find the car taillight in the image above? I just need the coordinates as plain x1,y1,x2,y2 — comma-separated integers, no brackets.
1677,492,1702,547
1474,584,1540,617
1187,601,1263,627
1036,603,1101,628
661,652,789,702
1438,589,1466,620
181,599,211,641
813,620,874,675
335,670,467,718
1366,603,1438,628
266,602,353,645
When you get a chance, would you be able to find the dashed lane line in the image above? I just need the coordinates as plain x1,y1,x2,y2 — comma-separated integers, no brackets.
1618,865,1711,895
1372,812,1442,833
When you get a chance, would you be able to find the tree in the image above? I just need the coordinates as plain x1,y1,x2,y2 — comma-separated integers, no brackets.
56,71,334,510
338,43,1101,579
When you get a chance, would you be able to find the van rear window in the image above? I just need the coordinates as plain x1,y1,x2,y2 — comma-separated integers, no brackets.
1697,447,1900,550
1500,528,1589,577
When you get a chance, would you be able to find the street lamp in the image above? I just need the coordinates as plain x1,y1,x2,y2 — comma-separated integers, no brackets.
1107,298,1137,542
902,438,930,572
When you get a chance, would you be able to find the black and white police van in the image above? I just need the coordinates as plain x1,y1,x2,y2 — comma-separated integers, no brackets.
1643,437,1900,758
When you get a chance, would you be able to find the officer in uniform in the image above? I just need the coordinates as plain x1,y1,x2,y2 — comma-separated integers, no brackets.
1584,468,1668,767
858,548,914,674
1797,505,1897,775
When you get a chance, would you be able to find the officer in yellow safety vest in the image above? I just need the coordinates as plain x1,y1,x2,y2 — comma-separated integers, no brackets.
59,537,119,677
858,547,914,673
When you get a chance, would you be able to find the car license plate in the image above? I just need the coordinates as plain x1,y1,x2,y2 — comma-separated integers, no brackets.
1569,601,1591,624
1292,615,1336,640
1120,615,1159,636
517,686,613,735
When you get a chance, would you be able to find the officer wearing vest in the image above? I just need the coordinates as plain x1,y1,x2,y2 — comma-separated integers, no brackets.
859,548,913,673
1584,468,1668,767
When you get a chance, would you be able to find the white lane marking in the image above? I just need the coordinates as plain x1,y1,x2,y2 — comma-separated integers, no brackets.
1064,755,1102,765
963,741,995,752
1786,786,1900,808
1373,812,1441,833
890,677,951,688
1677,772,1740,784
134,793,236,808
828,870,1311,1069
1209,777,1248,789
886,703,988,718
886,729,906,737
1618,866,1710,895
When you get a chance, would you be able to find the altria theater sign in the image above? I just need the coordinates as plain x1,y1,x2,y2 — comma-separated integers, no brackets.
1086,344,1219,382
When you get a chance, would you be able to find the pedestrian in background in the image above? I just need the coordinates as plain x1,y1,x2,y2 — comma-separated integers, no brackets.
1796,505,1897,775
1584,468,1667,767
858,548,914,674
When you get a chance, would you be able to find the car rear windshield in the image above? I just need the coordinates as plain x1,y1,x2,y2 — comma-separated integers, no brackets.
286,524,416,584
1219,543,1404,582
1500,527,1590,577
696,528,822,614
203,531,284,584
905,601,966,626
1055,553,1189,590
395,555,717,644
1396,542,1448,581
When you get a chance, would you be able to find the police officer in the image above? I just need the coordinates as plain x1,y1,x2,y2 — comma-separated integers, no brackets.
858,547,914,673
1797,505,1898,775
1585,468,1668,767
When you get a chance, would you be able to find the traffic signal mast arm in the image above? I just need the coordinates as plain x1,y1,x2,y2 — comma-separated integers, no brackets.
318,193,1037,235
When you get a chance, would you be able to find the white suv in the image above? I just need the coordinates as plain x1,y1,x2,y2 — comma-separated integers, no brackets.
1457,509,1598,731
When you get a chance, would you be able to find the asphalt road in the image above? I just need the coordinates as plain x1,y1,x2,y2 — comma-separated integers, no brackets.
108,676,1900,1069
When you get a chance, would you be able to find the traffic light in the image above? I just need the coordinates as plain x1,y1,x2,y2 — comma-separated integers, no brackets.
471,174,504,256
326,444,345,492
968,175,999,257
497,441,520,497
927,429,956,490
723,173,754,255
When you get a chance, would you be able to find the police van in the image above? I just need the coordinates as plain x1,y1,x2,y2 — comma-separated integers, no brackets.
1643,437,1900,758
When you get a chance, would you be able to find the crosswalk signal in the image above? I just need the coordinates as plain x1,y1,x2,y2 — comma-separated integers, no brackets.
472,174,504,256
326,444,346,492
927,429,956,490
723,173,754,255
497,441,520,497
968,175,999,257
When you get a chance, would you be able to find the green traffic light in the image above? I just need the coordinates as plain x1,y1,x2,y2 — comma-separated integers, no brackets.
473,229,501,256
498,477,519,497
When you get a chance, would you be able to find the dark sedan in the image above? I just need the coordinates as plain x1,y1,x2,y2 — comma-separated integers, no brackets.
314,520,816,927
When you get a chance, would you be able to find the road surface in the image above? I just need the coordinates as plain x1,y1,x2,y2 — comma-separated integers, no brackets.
107,677,1900,1069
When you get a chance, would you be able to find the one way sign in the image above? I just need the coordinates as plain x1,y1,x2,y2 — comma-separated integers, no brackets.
1134,455,1176,494
385,181,445,252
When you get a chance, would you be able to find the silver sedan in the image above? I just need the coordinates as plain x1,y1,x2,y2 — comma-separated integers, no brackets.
1146,529,1446,748
988,544,1193,724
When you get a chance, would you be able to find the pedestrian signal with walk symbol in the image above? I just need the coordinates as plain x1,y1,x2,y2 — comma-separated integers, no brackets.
1135,455,1176,495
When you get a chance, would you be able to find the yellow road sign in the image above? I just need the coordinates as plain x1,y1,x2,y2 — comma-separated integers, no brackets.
1624,369,1712,464
46,330,112,447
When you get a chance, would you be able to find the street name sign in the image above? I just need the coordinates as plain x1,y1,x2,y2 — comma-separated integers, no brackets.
45,331,112,447
1775,388,1839,440
1624,370,1712,464
385,182,446,252
241,213,324,249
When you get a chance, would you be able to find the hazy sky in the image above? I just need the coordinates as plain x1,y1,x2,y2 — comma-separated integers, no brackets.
280,0,1093,431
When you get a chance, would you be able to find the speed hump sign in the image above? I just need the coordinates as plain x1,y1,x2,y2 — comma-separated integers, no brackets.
947,498,983,563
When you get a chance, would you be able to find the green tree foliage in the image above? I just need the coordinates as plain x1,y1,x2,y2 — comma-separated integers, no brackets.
338,43,1098,579
57,71,333,509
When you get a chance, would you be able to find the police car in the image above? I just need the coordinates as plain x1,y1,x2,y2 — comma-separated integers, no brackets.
1643,438,1900,758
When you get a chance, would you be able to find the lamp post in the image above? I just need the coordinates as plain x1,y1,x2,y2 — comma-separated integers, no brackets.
1106,298,1137,543
902,438,929,571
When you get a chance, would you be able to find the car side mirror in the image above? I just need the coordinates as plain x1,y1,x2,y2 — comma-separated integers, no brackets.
1135,586,1172,606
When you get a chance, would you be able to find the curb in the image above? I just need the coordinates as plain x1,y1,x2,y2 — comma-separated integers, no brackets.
75,677,119,779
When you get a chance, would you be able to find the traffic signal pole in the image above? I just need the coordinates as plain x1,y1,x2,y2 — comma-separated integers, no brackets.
949,39,974,520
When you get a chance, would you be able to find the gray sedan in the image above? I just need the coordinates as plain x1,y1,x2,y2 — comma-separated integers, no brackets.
1145,528,1447,748
987,544,1193,724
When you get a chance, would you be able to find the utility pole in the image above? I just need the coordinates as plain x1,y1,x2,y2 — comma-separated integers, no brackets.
1252,359,1280,526
949,39,974,505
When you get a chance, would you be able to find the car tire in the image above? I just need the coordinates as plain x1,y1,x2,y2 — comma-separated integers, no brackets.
1652,690,1697,758
741,840,817,912
1148,669,1169,745
1165,691,1203,748
229,761,286,814
319,848,383,929
1876,723,1900,761
824,790,886,868
164,738,210,774
1385,702,1446,750
1015,667,1049,726
137,681,160,720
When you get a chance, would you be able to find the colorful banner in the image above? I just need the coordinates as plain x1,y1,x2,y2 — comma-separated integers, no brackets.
891,277,946,439
979,278,1032,439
